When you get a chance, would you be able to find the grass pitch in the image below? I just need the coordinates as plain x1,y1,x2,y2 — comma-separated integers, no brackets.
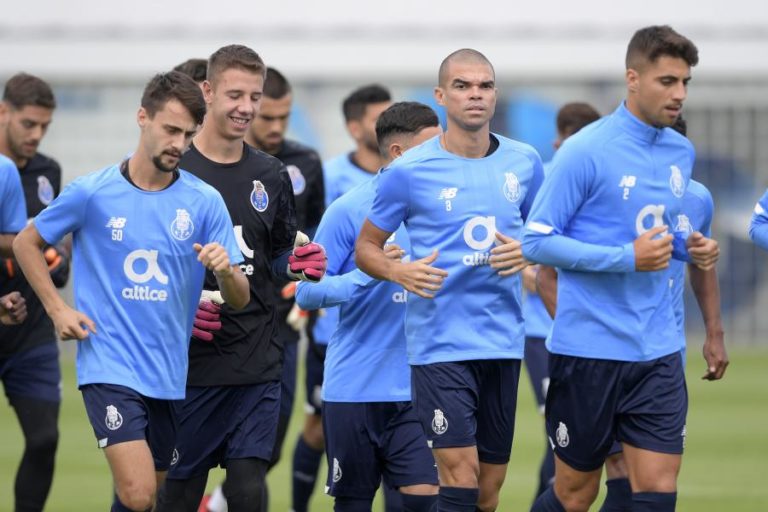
0,344,765,511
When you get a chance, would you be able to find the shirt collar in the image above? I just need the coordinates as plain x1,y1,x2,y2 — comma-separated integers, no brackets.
614,102,664,144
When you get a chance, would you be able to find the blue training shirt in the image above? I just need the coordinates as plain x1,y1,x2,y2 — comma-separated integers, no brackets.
670,179,713,346
524,160,554,339
296,176,411,402
748,189,768,251
0,155,27,233
368,134,544,365
34,164,241,399
522,103,695,362
312,153,377,344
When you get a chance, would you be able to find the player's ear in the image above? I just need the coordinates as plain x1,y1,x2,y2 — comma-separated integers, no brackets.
389,142,404,160
202,80,214,105
0,101,8,122
434,86,446,106
136,107,148,128
626,68,639,94
347,119,362,141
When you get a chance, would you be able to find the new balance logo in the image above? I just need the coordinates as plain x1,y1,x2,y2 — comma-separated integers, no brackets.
437,188,458,200
106,217,127,229
619,175,637,200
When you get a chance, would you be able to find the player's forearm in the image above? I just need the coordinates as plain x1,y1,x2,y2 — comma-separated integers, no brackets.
214,268,249,310
12,227,67,315
522,230,635,273
689,264,724,337
296,269,375,310
536,265,558,319
354,238,396,282
0,234,17,257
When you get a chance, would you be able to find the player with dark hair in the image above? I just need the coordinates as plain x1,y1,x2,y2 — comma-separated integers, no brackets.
296,101,442,512
523,26,720,512
0,72,70,512
174,58,208,86
521,101,600,502
155,45,327,512
357,48,544,511
13,70,248,512
291,82,392,512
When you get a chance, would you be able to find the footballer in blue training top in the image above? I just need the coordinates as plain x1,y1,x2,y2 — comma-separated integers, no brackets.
12,71,249,512
523,26,721,512
357,49,544,511
296,101,442,510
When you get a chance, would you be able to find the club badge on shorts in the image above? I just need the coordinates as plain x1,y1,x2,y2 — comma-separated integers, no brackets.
332,457,343,483
105,405,123,431
250,180,269,212
432,409,448,435
556,421,569,447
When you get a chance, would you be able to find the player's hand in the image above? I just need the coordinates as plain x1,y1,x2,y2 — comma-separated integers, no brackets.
702,332,729,381
44,244,70,287
288,242,327,282
687,232,719,271
287,303,309,332
489,232,529,276
191,291,224,343
193,242,232,277
390,250,448,299
0,291,27,325
50,305,96,340
384,244,405,261
634,226,673,271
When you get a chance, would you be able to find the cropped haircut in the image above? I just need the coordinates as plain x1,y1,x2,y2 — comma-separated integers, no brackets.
556,102,601,138
207,44,266,83
626,25,699,70
3,72,56,110
263,68,292,99
173,58,208,83
141,71,207,126
342,84,391,122
376,101,439,157
438,48,495,86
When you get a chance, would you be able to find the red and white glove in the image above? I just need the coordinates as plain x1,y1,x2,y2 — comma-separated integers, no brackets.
287,231,327,282
192,290,224,342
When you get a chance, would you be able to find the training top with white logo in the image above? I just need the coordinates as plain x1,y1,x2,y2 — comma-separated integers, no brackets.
0,152,64,357
368,134,544,365
522,102,695,362
33,164,241,399
181,143,297,386
296,175,411,402
670,179,713,346
0,154,25,234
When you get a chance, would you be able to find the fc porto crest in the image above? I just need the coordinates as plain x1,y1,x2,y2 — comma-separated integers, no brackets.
105,405,123,431
674,214,693,237
555,421,569,447
37,175,54,205
171,449,179,466
250,180,269,212
432,409,448,435
503,172,521,202
170,209,194,241
286,165,306,195
669,165,685,198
